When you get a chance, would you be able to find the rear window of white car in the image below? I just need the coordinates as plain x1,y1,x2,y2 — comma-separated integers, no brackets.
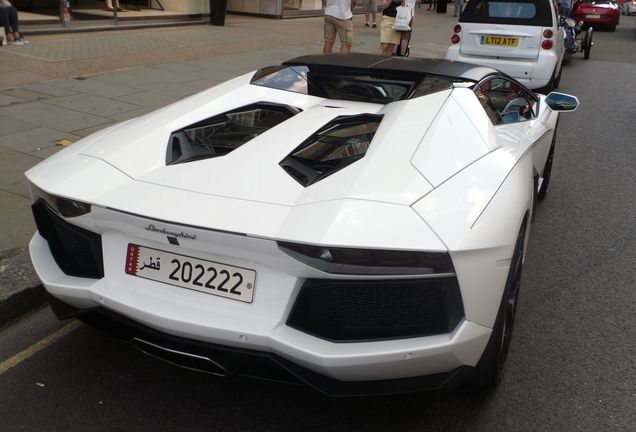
460,0,553,26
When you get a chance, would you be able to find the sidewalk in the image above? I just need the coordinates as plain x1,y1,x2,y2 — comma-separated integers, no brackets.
0,11,459,327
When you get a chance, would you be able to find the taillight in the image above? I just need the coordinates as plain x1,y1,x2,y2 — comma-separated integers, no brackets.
277,241,455,275
451,34,461,44
454,24,462,33
543,29,553,38
541,40,554,50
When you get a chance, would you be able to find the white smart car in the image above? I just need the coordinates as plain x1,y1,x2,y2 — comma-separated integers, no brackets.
26,54,578,396
446,0,565,91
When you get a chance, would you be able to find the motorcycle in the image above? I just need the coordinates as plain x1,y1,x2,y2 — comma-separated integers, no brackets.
562,17,593,61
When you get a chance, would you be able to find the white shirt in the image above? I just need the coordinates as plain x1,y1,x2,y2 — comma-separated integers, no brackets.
325,0,353,20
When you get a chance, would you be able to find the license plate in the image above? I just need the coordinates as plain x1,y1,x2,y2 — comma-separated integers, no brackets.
480,35,519,47
125,244,256,303
586,14,601,18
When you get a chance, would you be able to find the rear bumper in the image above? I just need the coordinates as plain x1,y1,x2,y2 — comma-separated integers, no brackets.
48,294,472,397
446,45,557,89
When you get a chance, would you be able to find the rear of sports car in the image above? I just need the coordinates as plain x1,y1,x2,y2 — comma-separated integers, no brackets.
26,58,526,396
446,0,562,89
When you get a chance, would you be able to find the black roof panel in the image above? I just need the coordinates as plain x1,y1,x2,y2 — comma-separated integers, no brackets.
283,53,497,82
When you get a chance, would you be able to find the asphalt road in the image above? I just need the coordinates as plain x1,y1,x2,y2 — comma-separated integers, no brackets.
1,19,635,432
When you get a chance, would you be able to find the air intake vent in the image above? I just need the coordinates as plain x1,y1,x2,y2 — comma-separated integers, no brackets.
287,278,464,342
32,200,104,278
167,102,299,165
280,114,382,187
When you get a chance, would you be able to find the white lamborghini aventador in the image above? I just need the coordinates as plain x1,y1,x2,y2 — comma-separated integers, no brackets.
26,54,578,396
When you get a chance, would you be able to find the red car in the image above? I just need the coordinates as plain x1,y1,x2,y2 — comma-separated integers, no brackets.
572,0,621,31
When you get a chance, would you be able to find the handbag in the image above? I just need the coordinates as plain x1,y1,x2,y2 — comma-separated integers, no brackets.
392,6,412,31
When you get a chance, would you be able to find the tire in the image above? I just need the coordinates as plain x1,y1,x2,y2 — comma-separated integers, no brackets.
608,24,616,32
538,132,557,200
583,28,593,60
470,220,527,389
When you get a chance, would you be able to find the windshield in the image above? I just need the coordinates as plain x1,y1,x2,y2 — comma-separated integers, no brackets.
250,65,454,104
461,0,553,26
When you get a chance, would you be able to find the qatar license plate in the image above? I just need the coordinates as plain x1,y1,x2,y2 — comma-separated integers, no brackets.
586,14,601,18
481,35,519,47
125,244,256,303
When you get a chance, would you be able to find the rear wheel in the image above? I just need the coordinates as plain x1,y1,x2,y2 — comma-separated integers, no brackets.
583,27,593,59
470,220,527,389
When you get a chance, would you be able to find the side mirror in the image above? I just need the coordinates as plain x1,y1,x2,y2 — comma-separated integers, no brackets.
545,92,579,112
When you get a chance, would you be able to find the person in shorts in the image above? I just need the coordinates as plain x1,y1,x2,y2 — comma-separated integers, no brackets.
323,0,357,53
362,0,378,28
378,0,403,55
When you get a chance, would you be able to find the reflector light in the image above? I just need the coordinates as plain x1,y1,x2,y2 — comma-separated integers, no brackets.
454,24,462,33
451,34,460,44
543,29,553,38
541,40,554,50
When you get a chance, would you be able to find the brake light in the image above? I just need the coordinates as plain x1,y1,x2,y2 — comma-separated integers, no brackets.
543,29,553,38
541,40,554,50
277,242,455,275
454,24,462,33
451,34,461,44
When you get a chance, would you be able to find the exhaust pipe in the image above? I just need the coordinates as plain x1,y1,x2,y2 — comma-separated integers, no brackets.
131,338,227,376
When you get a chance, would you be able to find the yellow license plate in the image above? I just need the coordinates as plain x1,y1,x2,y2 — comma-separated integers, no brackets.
481,35,519,47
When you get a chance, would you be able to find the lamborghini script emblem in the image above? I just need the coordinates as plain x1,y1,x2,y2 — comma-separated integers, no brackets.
144,224,197,241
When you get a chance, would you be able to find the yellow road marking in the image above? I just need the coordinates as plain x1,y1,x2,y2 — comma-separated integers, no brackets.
0,320,81,376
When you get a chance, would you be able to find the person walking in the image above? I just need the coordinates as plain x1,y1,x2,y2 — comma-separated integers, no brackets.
378,0,402,55
322,0,357,53
362,0,378,28
453,0,463,16
559,0,572,17
0,0,26,45
427,0,436,11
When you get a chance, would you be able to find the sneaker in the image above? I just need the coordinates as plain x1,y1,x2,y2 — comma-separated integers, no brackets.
19,39,28,44
372,23,377,28
364,22,370,27
8,40,24,46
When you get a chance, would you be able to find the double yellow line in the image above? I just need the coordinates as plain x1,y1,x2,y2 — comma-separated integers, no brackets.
0,321,81,376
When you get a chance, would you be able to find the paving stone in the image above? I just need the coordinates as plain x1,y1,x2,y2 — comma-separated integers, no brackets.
41,93,142,118
107,107,156,122
0,126,81,157
0,191,36,253
6,34,184,62
0,94,26,107
0,149,43,197
113,91,179,109
0,87,56,102
89,69,161,87
150,62,207,74
111,67,203,84
46,77,140,99
22,83,79,97
73,122,118,138
0,101,111,133
0,115,38,137
130,81,201,99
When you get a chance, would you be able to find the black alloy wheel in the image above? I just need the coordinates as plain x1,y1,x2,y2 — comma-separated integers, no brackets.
470,220,527,389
